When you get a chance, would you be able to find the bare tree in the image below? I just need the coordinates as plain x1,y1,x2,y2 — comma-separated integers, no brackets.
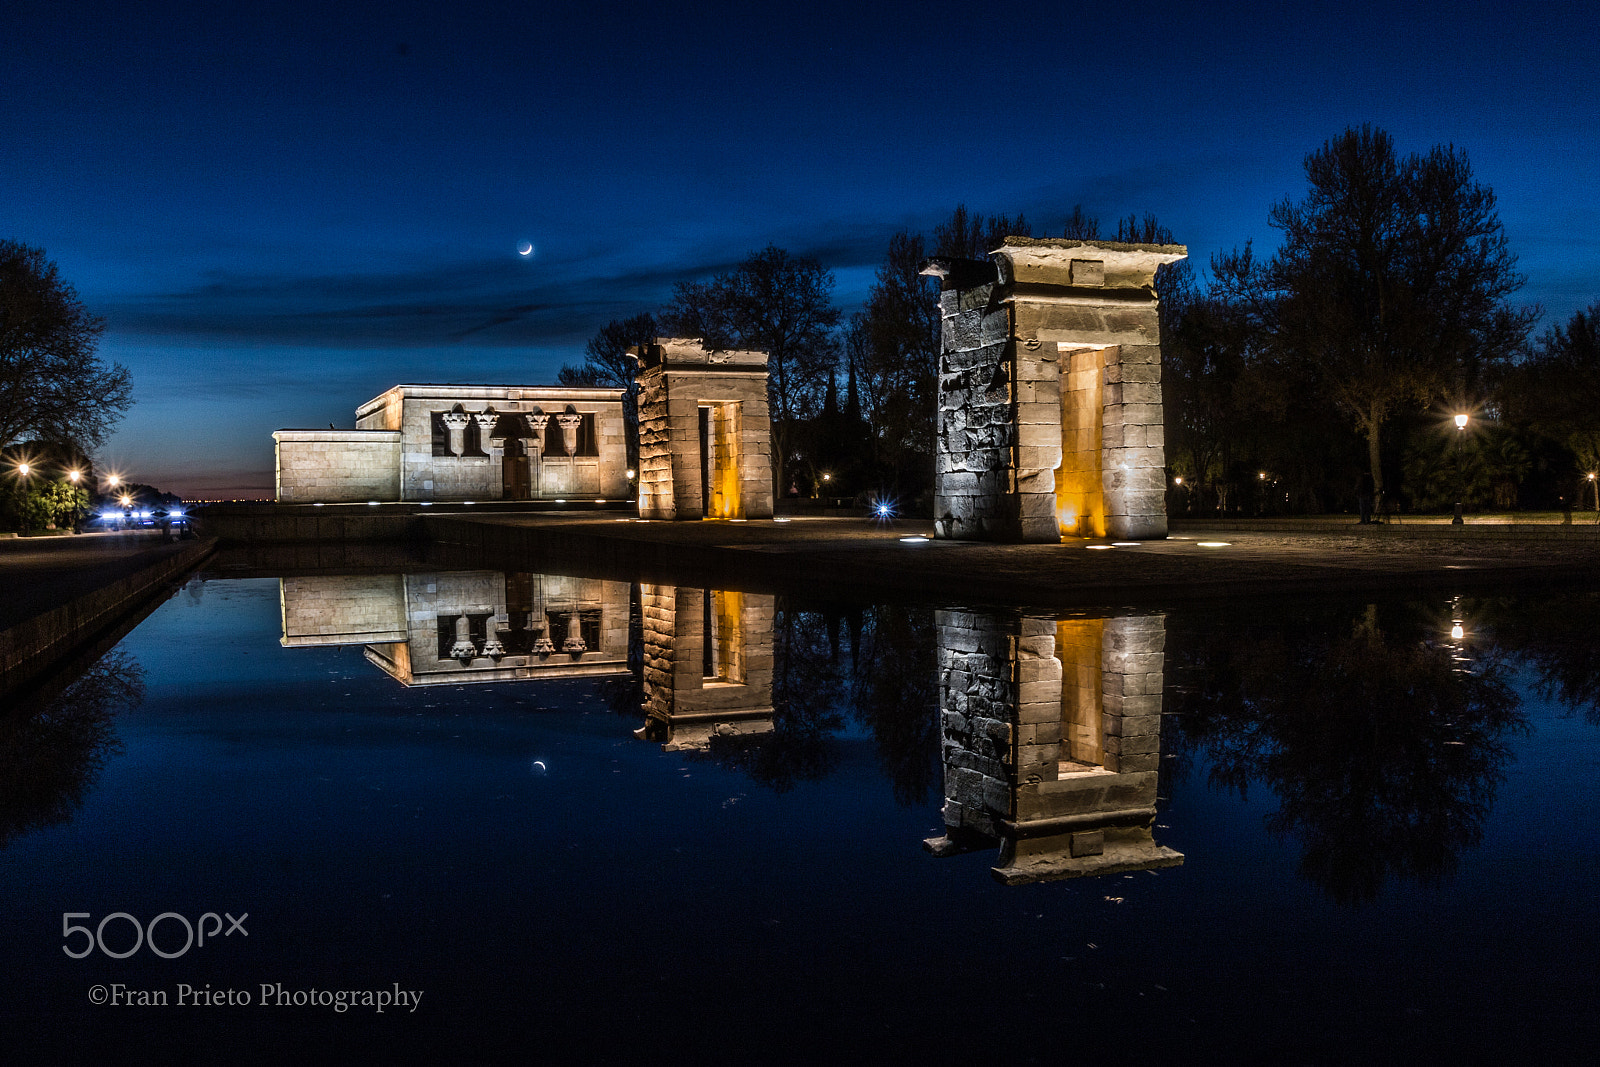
660,247,839,494
0,241,131,450
1259,126,1536,496
559,311,657,468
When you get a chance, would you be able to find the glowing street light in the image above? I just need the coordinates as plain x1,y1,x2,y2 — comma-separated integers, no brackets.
67,469,81,482
1453,412,1469,525
16,463,29,477
1454,413,1469,430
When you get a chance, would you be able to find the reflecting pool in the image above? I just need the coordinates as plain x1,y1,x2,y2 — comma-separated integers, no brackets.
4,569,1599,1063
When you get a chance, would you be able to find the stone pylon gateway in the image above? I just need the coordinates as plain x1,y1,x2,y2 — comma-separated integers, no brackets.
631,338,774,521
923,238,1187,542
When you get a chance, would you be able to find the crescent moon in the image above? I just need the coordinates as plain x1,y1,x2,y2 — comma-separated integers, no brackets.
532,759,547,772
517,241,533,256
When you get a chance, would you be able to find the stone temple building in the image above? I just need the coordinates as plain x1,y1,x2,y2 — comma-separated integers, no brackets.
273,384,630,503
923,238,1186,542
631,338,774,521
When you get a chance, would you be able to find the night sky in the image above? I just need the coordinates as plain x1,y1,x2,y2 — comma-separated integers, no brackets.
5,1,1596,498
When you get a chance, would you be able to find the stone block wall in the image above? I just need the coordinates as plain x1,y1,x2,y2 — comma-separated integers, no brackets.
932,274,1024,541
636,368,685,519
273,430,401,503
279,574,408,646
1101,343,1168,540
1100,614,1166,774
934,609,1019,838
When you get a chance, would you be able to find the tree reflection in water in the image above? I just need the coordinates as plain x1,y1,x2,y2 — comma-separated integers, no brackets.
0,652,143,849
1168,603,1525,905
1489,591,1600,725
695,602,938,802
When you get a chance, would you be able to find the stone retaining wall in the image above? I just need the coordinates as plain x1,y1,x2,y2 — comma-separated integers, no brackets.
0,539,215,696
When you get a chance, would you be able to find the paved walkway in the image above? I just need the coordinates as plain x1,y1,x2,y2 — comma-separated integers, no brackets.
421,513,1600,610
0,531,199,630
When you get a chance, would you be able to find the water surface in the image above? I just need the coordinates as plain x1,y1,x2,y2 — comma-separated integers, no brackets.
3,570,1597,1064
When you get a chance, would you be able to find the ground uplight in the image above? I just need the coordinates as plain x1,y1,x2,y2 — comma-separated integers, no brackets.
1197,541,1231,548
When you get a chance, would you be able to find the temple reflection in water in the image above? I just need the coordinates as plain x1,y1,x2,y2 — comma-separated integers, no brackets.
636,585,776,750
926,609,1182,884
276,569,1180,885
279,572,632,685
277,571,775,749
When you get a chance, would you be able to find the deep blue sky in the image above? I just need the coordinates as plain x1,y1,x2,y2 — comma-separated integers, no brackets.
5,1,1596,497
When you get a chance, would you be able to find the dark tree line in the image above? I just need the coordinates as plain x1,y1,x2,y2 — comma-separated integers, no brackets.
568,123,1591,516
1164,125,1583,516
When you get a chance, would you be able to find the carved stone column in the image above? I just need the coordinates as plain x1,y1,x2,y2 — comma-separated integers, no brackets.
523,411,549,449
556,412,582,456
440,411,471,457
481,615,506,659
473,411,501,459
561,611,587,654
524,412,549,495
449,614,477,661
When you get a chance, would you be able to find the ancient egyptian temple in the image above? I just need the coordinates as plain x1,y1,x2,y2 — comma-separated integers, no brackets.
273,384,630,503
924,238,1187,542
631,338,774,521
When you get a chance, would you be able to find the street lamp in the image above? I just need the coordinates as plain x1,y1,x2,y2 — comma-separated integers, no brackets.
1589,472,1597,517
16,463,29,477
1452,413,1469,525
67,469,81,482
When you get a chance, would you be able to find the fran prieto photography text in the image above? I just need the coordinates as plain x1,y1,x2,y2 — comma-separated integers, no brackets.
65,911,423,1014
